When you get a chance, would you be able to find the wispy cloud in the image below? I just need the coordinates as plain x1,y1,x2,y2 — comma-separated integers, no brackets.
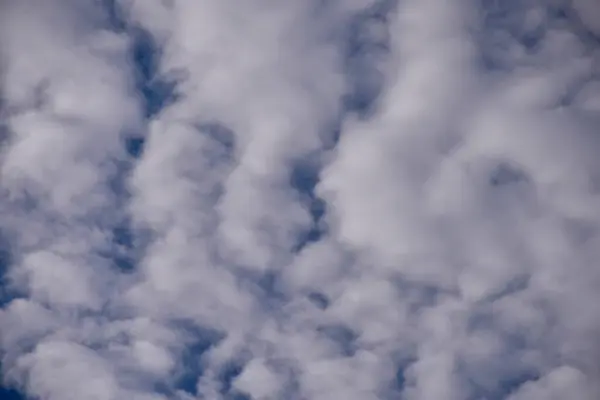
1,1,600,399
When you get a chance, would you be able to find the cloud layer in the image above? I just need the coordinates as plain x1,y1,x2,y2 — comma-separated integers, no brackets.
1,1,600,399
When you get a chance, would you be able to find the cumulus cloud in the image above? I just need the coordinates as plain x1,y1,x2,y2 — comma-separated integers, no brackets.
1,0,600,399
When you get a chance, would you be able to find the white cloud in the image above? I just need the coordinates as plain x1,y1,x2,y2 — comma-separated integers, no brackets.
15,341,121,400
1,0,600,400
232,358,282,400
572,0,600,37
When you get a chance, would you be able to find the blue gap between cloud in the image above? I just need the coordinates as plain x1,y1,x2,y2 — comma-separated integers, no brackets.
342,0,394,117
289,0,396,253
290,158,326,253
172,323,225,396
0,388,25,400
103,0,178,160
0,365,25,400
101,0,181,273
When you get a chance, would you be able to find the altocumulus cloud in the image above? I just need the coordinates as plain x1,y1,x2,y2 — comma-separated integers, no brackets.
1,1,600,399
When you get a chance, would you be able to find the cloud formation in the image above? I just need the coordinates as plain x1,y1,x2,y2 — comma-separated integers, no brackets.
1,0,600,399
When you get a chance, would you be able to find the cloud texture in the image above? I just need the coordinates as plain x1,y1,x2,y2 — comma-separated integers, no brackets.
1,0,600,399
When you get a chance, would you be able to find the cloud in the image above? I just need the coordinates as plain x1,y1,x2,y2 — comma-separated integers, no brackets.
572,0,600,37
1,0,600,399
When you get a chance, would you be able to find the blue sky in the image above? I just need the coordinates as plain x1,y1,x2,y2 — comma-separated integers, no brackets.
0,388,22,400
1,1,600,400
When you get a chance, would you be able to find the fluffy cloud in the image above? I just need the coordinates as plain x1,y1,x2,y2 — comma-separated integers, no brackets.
572,0,600,37
1,0,600,399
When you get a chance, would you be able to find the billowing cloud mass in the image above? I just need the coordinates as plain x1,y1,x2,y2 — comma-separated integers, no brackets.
1,0,600,399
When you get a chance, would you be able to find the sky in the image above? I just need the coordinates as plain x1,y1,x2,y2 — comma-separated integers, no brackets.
1,1,600,399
